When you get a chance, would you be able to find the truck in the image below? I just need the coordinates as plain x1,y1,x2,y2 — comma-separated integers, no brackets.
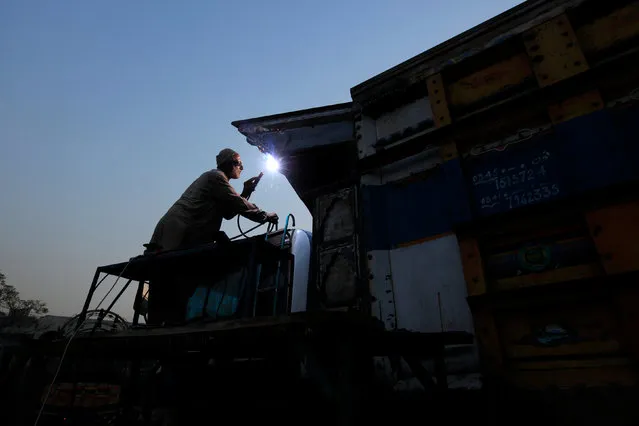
6,0,639,424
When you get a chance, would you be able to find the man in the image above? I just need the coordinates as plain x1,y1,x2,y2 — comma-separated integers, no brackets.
146,148,279,252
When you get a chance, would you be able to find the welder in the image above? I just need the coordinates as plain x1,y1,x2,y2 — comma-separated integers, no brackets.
145,148,279,253
143,148,278,326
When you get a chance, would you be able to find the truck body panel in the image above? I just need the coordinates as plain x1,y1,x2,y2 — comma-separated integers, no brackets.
234,0,639,388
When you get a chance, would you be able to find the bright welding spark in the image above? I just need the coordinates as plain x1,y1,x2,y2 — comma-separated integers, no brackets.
265,154,280,173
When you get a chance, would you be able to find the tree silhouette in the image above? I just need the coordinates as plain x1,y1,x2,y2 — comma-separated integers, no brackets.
0,270,49,317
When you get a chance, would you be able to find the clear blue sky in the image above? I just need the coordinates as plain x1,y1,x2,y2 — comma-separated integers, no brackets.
0,0,522,318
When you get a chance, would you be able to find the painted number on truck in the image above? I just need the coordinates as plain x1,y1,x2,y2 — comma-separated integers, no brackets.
466,132,564,216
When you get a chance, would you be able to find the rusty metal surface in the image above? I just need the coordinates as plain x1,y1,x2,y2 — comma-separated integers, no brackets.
427,73,451,127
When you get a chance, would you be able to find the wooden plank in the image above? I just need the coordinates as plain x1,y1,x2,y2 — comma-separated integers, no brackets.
447,53,533,108
586,201,639,275
471,306,503,371
523,13,589,87
616,284,639,359
508,357,638,389
547,89,604,124
494,264,603,292
438,140,458,161
458,237,486,296
426,73,452,127
576,3,639,55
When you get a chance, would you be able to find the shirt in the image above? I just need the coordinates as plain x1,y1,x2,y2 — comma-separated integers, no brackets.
148,169,267,251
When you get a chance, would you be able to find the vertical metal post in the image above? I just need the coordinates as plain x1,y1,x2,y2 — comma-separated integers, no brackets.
105,279,133,312
132,280,145,326
77,270,101,330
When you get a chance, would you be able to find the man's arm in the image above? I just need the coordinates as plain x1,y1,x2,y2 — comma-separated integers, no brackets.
211,172,268,223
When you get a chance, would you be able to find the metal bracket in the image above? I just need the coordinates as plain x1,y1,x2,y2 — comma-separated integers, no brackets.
523,13,589,87
427,73,452,128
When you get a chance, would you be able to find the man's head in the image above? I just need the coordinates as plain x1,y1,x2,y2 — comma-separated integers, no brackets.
216,148,243,179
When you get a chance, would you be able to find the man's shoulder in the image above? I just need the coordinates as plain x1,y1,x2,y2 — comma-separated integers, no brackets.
202,169,227,181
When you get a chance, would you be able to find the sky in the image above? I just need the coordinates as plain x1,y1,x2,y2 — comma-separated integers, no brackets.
0,0,522,318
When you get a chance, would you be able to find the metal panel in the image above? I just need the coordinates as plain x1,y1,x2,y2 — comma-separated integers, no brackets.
375,97,433,142
315,187,356,244
464,129,565,217
448,53,533,108
389,235,474,334
523,14,589,87
554,109,629,194
361,158,472,250
318,243,358,307
464,108,634,217
367,250,397,330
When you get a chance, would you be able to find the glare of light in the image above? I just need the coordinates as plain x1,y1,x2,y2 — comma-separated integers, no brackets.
265,154,280,172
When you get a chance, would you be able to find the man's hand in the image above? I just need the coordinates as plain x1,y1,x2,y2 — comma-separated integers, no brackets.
266,212,279,224
242,173,263,198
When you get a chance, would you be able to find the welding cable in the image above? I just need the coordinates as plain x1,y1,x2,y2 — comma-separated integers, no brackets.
231,215,266,240
33,259,133,426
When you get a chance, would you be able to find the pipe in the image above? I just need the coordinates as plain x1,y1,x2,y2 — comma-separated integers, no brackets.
272,214,295,316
